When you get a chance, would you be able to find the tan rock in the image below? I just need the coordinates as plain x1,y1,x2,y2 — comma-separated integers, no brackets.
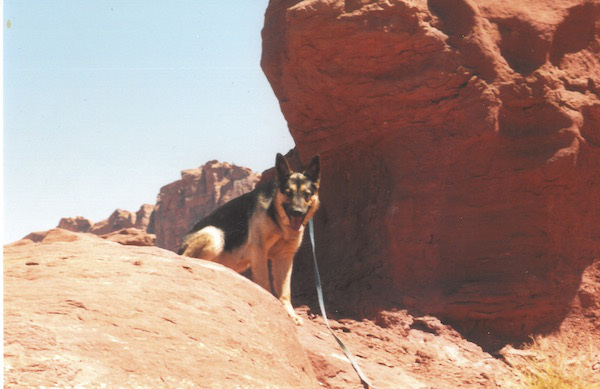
100,227,156,247
89,209,137,235
87,204,155,236
23,228,90,243
4,231,525,388
4,233,318,388
134,204,154,230
57,216,93,233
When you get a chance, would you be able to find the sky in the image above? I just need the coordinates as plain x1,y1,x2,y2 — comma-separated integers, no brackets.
3,1,294,243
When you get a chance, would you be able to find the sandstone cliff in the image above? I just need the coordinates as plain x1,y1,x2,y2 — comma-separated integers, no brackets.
262,0,600,349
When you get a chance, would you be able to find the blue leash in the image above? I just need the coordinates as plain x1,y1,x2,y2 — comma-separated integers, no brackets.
308,219,373,389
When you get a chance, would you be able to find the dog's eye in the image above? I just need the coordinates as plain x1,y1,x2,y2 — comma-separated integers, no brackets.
284,188,293,197
303,191,312,200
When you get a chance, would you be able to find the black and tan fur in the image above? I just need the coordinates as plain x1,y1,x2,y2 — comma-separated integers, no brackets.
179,153,320,324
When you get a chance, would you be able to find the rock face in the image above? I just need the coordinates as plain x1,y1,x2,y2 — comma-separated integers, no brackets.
151,160,260,252
262,0,600,348
4,230,318,388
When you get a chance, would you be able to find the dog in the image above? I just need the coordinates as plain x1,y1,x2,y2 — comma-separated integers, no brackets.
179,153,320,324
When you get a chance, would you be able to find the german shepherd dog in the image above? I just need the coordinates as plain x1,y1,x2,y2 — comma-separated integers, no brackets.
179,153,320,324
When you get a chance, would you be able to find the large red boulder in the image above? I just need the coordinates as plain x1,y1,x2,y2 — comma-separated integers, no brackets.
262,0,600,348
5,229,527,388
4,231,318,388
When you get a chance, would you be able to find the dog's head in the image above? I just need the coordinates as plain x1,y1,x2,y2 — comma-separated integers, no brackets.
274,153,320,232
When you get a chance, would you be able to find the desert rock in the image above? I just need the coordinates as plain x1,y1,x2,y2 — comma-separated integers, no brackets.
100,227,156,247
4,231,318,388
262,0,600,348
89,204,154,236
5,230,528,388
57,216,93,233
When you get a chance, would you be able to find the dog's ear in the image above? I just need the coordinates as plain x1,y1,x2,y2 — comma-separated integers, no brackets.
275,153,292,182
303,155,321,183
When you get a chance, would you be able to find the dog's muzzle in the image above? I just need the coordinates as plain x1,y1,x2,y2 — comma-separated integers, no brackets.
287,209,305,231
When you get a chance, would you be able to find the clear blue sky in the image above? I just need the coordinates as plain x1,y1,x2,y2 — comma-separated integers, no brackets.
3,1,293,243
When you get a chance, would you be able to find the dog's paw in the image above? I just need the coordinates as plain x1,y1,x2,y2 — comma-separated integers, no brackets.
290,313,304,326
282,303,304,325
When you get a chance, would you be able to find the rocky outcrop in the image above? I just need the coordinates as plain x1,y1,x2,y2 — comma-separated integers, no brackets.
100,228,156,247
89,204,155,236
4,231,318,388
58,205,155,237
89,209,137,235
134,204,155,230
262,0,600,348
151,161,260,252
5,231,524,388
57,216,93,233
51,163,259,252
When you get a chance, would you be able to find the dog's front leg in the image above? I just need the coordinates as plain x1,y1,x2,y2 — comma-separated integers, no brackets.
272,254,303,325
249,249,270,293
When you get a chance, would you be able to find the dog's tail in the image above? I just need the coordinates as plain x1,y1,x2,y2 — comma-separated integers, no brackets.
177,234,189,255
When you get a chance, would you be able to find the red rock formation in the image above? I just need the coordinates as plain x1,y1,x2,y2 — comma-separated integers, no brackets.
52,162,259,252
151,161,260,252
134,204,155,230
262,0,600,348
88,209,136,235
4,232,318,388
4,231,523,387
100,228,156,247
89,204,154,236
23,228,88,244
57,216,93,233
